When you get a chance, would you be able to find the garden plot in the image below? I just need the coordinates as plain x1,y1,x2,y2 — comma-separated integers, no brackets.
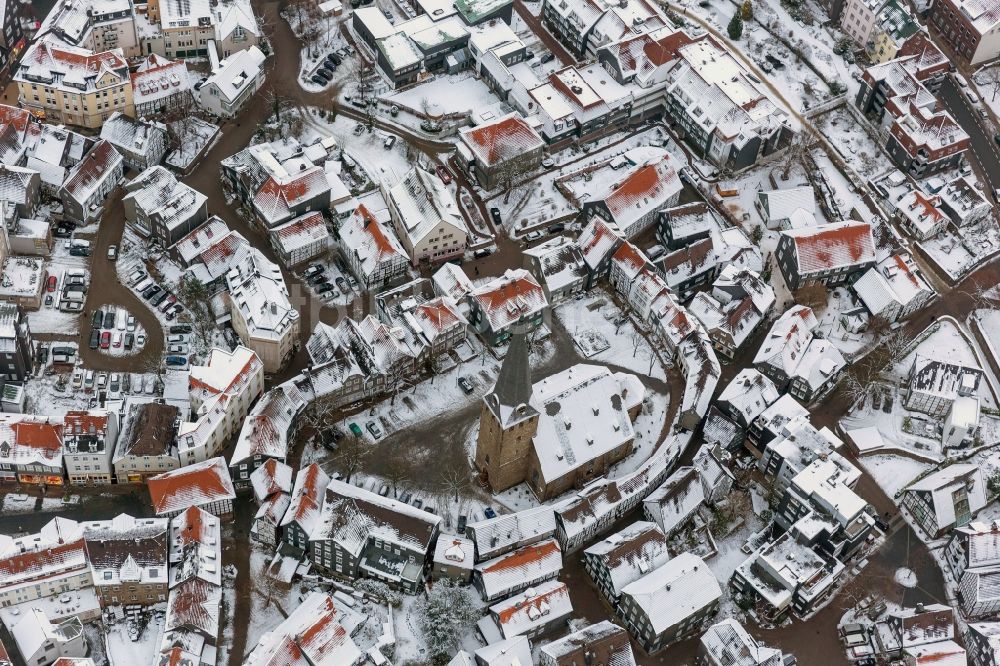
812,106,889,181
573,329,611,357
919,217,1000,283
166,117,220,172
386,74,498,118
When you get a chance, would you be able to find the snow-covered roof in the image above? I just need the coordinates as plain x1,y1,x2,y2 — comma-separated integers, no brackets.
757,186,815,222
718,369,779,425
0,518,87,594
902,640,966,666
174,217,230,266
147,457,236,516
16,42,128,94
470,268,548,333
895,189,947,238
734,531,830,609
250,458,294,503
432,262,474,301
81,514,169,588
576,217,623,271
253,166,330,227
244,592,363,666
854,253,932,317
313,478,441,557
459,113,543,168
699,619,783,666
100,112,168,160
790,338,846,393
466,506,557,561
620,552,721,634
529,364,644,486
338,205,407,280
123,165,207,237
433,536,475,570
61,139,122,205
169,506,222,588
487,580,572,639
583,521,671,598
951,521,1000,571
753,305,818,377
938,175,991,224
539,620,635,665
905,464,987,533
782,221,876,275
908,354,983,402
644,466,705,534
587,149,682,234
226,245,298,343
475,538,562,599
189,346,260,400
281,463,330,536
890,102,969,156
270,211,331,255
230,383,306,465
202,45,265,104
132,55,192,107
387,168,466,247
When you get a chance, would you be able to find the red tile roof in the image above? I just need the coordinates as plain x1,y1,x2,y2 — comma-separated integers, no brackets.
461,114,544,167
147,458,236,516
786,221,876,274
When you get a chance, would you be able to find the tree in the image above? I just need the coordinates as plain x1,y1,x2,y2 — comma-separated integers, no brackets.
792,284,826,310
381,447,410,498
416,580,481,664
741,0,754,20
436,465,472,506
779,132,810,181
727,12,744,40
981,67,1000,102
179,274,215,347
328,433,372,483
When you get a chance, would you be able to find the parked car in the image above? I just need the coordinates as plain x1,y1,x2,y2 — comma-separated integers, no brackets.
412,498,423,509
83,370,95,391
490,207,502,225
541,157,555,169
435,165,452,184
967,90,980,104
483,506,497,519
170,324,192,334
97,372,108,389
113,333,122,348
458,376,474,394
71,369,83,389
326,52,342,66
124,333,134,350
349,422,363,437
168,344,187,354
473,248,492,259
160,295,177,312
546,222,565,234
335,276,348,291
89,329,100,349
142,284,160,299
136,334,147,347
46,275,57,292
150,291,168,306
109,373,121,392
457,515,468,534
167,334,186,343
303,264,324,278
92,310,103,328
165,355,188,367
316,282,334,294
311,74,328,85
103,311,115,329
366,420,383,439
100,331,111,349
383,135,396,150
541,52,555,64
524,230,543,242
127,316,137,332
107,245,118,261
44,294,53,306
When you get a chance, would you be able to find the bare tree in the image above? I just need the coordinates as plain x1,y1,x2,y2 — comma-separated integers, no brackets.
964,278,998,310
328,433,372,483
792,284,827,310
779,131,811,181
381,448,410,498
981,67,1000,102
179,274,216,348
436,465,472,506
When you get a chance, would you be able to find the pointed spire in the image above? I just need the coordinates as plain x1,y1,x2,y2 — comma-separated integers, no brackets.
493,333,533,409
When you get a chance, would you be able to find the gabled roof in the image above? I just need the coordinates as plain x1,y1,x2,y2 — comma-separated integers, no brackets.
459,113,544,167
782,221,875,274
244,593,363,666
147,457,236,516
281,463,330,536
620,552,721,634
61,139,122,203
470,269,547,332
253,166,330,226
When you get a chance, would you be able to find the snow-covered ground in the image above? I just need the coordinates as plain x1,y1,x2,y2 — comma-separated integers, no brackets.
387,74,497,117
166,118,220,172
919,217,1000,283
104,610,165,666
857,454,933,498
812,106,889,182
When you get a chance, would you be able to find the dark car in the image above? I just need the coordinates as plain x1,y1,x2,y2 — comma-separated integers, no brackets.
53,225,72,238
547,222,565,234
458,376,474,394
316,282,334,294
150,291,169,306
874,516,890,532
103,311,115,329
483,506,497,519
317,68,334,80
89,329,100,350
92,310,103,328
142,284,160,298
435,165,452,184
311,74,328,85
124,333,134,350
170,324,192,334
490,207,502,225
541,52,555,64
335,276,348,291
326,52,342,66
165,355,188,367
306,273,326,285
412,498,423,509
457,515,468,534
765,54,785,69
525,50,535,60
995,134,1000,147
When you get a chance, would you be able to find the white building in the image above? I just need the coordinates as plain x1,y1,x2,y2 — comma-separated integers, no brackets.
62,410,119,485
901,464,987,538
244,592,363,665
122,165,209,246
229,383,306,485
179,346,264,466
337,204,409,290
853,253,934,323
225,245,300,373
384,167,468,265
268,211,332,267
11,609,86,666
197,45,266,119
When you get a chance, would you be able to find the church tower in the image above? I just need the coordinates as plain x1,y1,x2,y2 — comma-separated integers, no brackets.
474,333,539,492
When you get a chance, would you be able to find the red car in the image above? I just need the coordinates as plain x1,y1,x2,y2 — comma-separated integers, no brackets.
435,165,452,184
100,331,111,349
46,275,57,292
